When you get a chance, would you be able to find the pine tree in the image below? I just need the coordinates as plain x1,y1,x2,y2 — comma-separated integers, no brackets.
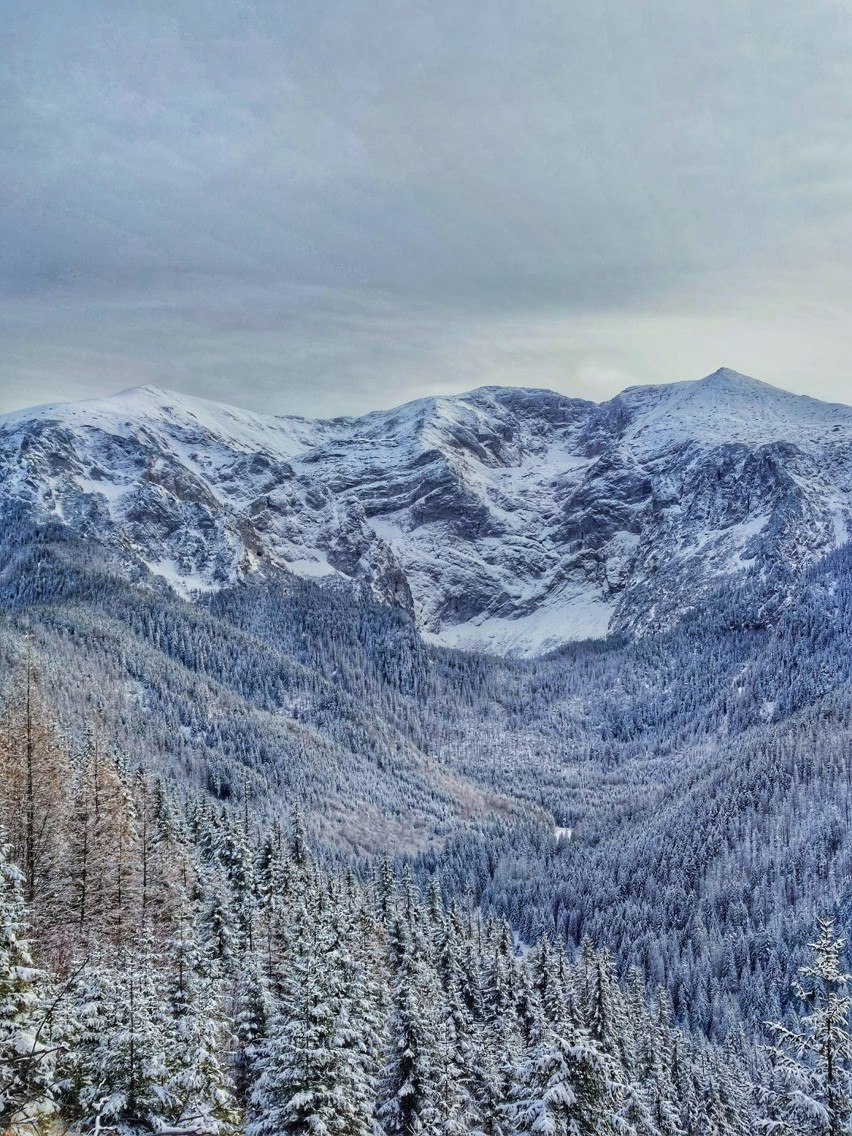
249,902,377,1136
506,1023,613,1136
137,770,190,935
474,923,524,1136
220,821,256,954
201,872,239,969
289,809,310,871
233,958,274,1109
0,841,58,1129
761,917,852,1135
378,918,444,1136
64,940,170,1131
162,915,240,1134
432,910,483,1135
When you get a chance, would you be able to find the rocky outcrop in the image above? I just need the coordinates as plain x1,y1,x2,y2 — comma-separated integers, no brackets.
2,368,851,655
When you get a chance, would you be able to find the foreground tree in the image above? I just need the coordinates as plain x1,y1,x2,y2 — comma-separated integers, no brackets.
62,939,170,1133
0,840,57,1130
761,917,852,1135
163,917,239,1135
0,661,69,917
249,903,378,1136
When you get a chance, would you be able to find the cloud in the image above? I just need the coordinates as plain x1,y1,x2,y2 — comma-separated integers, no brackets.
2,0,852,413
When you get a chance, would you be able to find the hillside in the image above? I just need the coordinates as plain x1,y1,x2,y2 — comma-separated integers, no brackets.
3,369,851,654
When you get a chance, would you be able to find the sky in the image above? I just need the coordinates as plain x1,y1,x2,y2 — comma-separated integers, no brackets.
2,0,852,417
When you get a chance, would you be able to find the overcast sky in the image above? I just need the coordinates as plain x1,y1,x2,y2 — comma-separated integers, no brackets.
2,0,852,417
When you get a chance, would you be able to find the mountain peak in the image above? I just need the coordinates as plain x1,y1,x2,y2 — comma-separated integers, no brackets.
113,383,173,399
694,367,782,393
700,367,758,385
2,366,852,656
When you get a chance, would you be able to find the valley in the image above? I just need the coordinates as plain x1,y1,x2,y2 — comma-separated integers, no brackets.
2,371,852,1133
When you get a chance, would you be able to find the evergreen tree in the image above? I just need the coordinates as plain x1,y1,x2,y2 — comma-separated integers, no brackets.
761,917,852,1135
506,1022,613,1136
0,841,57,1129
163,915,239,1133
233,958,274,1109
378,924,444,1136
64,941,169,1132
249,903,377,1136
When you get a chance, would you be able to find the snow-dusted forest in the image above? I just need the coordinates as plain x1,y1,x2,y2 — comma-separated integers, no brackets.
3,523,852,1131
3,377,852,1132
5,0,852,1109
1,661,847,1135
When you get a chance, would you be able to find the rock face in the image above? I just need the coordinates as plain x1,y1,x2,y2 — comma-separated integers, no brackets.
2,368,851,655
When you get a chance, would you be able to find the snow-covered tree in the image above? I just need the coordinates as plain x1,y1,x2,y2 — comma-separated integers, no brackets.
233,957,274,1108
378,920,445,1136
63,941,169,1133
506,1024,613,1136
0,840,58,1129
249,903,378,1136
761,917,852,1135
162,916,239,1134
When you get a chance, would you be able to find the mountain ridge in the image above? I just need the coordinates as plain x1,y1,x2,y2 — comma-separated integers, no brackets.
2,368,850,655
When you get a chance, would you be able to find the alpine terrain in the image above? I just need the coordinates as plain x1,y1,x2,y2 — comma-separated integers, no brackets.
3,367,851,653
3,368,852,1134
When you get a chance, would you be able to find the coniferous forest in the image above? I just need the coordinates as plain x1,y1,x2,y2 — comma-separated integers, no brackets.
5,0,852,1127
0,664,808,1134
3,516,852,1132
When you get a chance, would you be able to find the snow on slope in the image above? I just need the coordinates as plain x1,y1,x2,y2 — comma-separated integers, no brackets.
2,369,852,655
0,384,324,459
615,368,852,451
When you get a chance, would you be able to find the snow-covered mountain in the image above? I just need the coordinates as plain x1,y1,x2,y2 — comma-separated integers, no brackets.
2,367,851,655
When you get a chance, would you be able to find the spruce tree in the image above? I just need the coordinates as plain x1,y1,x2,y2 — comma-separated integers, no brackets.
233,958,274,1109
0,841,58,1129
163,915,239,1134
249,903,377,1136
506,1022,613,1136
762,917,852,1135
64,941,169,1132
378,918,444,1136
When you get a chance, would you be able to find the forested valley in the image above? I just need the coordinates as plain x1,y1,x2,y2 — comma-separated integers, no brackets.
4,0,852,1124
1,662,844,1135
3,521,852,1130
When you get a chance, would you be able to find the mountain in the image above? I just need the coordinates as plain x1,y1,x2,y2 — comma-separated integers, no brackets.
2,367,851,655
3,366,852,1057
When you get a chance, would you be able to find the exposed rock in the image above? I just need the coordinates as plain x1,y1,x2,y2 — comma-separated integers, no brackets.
2,368,851,655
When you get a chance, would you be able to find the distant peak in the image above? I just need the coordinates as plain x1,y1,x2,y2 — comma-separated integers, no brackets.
108,384,204,407
112,384,173,399
697,368,763,386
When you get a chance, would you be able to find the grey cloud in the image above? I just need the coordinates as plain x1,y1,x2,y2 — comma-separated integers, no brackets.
2,0,852,413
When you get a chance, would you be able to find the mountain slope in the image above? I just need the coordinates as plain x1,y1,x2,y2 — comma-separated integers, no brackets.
2,368,851,654
1,386,852,1040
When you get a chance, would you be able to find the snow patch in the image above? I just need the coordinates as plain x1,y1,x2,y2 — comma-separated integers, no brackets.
425,591,616,657
140,558,220,597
